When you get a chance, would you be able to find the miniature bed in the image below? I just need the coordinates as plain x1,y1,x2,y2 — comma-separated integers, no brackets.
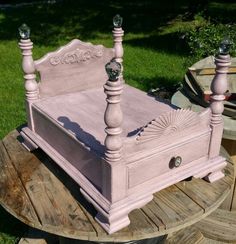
18,17,230,234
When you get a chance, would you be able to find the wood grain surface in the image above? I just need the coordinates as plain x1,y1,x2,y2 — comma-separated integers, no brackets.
221,138,236,211
195,209,236,243
0,130,234,242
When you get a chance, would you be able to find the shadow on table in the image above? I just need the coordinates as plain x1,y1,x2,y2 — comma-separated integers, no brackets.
0,205,28,242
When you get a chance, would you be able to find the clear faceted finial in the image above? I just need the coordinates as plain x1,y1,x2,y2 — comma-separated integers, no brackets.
113,14,123,28
105,60,121,81
219,37,232,55
18,23,30,39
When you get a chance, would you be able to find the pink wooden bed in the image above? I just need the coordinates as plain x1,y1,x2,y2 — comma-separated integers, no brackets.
18,17,230,234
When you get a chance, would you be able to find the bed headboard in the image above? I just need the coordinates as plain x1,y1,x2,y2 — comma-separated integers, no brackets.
34,39,115,98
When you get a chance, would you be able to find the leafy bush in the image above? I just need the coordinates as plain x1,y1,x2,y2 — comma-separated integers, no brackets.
185,23,236,59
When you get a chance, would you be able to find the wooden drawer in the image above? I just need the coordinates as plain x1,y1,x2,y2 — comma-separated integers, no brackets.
128,133,210,188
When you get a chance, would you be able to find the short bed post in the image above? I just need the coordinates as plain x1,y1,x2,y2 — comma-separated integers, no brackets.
206,40,231,182
102,60,126,203
104,61,123,163
97,60,129,233
209,40,231,157
18,24,38,131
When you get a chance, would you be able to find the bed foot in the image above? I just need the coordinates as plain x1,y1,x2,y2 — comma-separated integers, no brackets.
20,130,38,151
95,194,153,234
193,157,227,183
81,187,153,234
95,212,130,234
204,169,225,183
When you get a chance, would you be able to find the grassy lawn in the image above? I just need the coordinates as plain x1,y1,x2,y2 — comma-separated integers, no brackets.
0,0,234,242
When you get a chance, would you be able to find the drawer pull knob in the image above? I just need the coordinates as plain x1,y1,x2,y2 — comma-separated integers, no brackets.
173,156,182,167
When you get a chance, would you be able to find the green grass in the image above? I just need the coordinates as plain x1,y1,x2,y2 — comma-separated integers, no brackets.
0,0,234,242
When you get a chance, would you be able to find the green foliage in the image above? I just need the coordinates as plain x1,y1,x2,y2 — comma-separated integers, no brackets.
185,23,236,59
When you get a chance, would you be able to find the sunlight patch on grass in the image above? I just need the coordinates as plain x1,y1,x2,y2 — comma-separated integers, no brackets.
124,45,185,91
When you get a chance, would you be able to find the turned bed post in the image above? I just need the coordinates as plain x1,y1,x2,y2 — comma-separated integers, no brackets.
209,40,231,157
18,24,38,131
99,15,126,204
102,60,126,203
112,14,124,82
104,61,123,163
206,40,231,182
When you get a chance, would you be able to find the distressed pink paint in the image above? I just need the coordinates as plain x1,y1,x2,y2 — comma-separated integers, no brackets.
19,23,229,234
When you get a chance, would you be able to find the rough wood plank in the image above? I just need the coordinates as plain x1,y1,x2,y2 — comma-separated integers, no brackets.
220,139,236,211
176,165,232,212
165,226,204,244
166,225,231,244
2,130,96,240
231,183,236,211
222,139,236,159
221,162,234,186
221,139,236,211
73,201,133,242
151,185,203,229
191,66,236,76
18,227,58,244
0,141,40,226
59,235,167,244
220,163,235,210
141,201,166,231
75,202,112,241
202,238,227,244
195,209,236,242
128,209,158,237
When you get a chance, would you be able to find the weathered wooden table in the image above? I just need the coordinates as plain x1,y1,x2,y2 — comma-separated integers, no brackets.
0,130,234,243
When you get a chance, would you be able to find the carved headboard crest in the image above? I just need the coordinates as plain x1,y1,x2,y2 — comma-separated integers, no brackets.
35,39,105,67
137,109,200,142
49,45,103,66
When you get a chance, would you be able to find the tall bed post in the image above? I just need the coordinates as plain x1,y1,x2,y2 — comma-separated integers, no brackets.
207,40,231,182
18,24,39,131
112,14,124,82
100,15,126,204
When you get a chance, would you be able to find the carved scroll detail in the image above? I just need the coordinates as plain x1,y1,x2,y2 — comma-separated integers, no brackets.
49,46,103,65
137,109,199,142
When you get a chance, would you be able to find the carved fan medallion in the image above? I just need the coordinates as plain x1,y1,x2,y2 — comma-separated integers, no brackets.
137,109,199,142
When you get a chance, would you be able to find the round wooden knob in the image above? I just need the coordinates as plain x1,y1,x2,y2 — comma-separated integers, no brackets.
173,156,182,167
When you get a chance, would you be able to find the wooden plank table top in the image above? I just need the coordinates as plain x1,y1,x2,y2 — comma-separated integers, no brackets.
0,130,234,242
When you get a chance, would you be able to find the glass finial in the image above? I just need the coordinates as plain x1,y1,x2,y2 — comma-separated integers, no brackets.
105,60,121,81
113,14,123,28
18,23,30,39
219,37,232,55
